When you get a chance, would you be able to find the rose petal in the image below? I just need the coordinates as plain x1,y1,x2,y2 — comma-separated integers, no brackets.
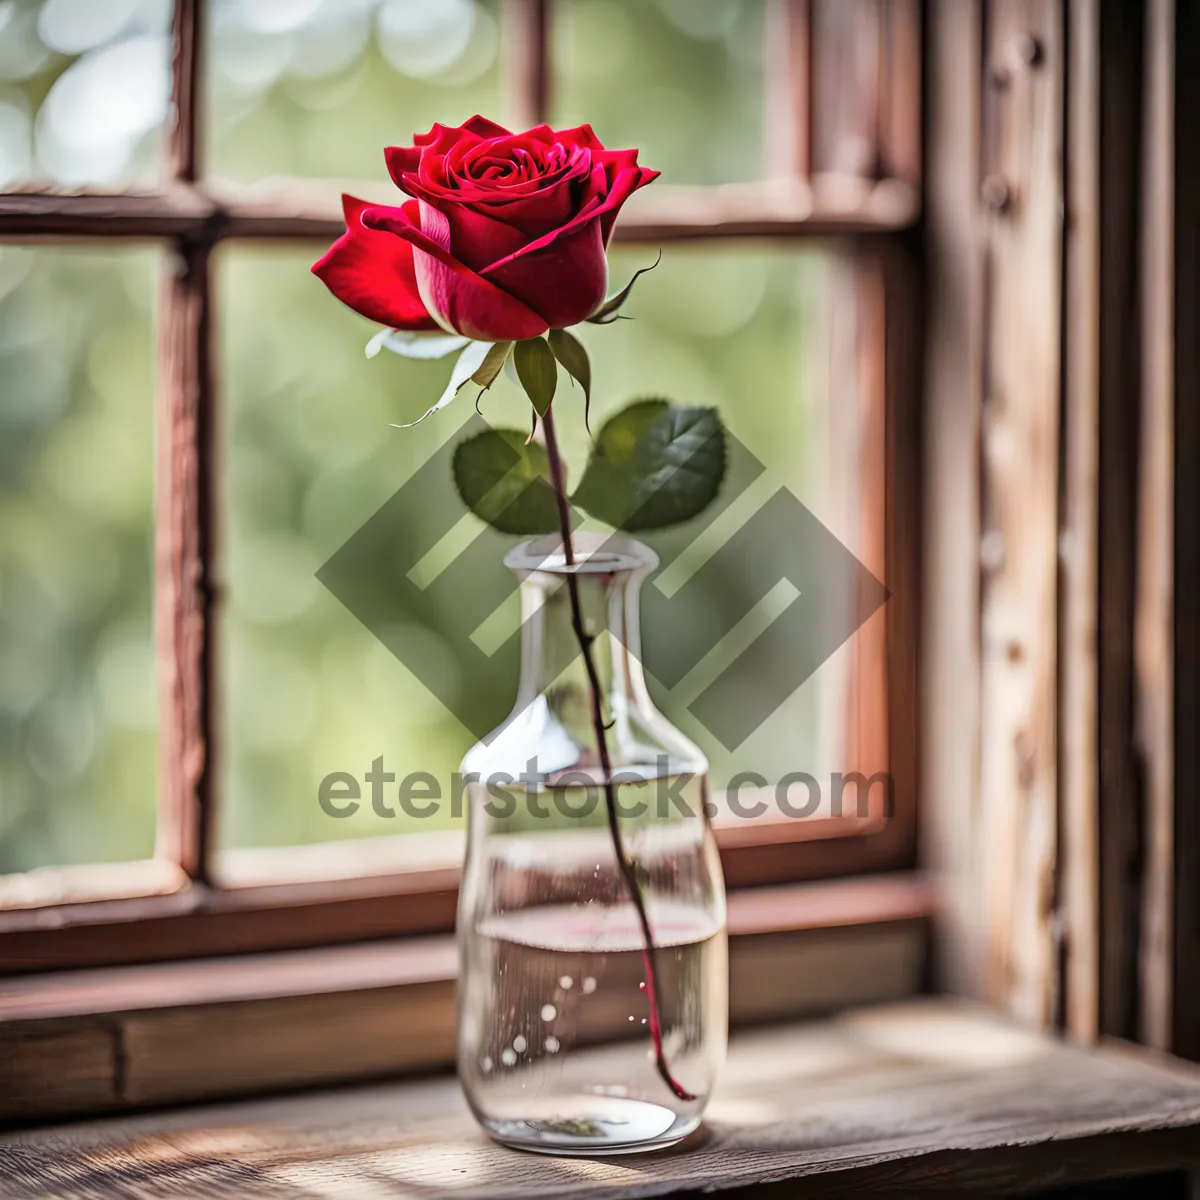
401,156,593,242
419,195,527,273
481,216,609,329
599,166,659,246
362,202,548,342
311,195,439,331
480,164,656,272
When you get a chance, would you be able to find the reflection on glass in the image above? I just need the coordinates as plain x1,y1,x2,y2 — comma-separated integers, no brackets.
0,0,172,189
219,243,827,850
207,0,502,181
0,247,158,873
552,0,766,186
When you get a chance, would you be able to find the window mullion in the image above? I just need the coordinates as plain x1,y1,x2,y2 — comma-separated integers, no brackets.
502,0,550,128
155,0,217,883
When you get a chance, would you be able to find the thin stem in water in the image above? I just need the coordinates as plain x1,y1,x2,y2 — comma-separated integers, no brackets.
540,405,694,1102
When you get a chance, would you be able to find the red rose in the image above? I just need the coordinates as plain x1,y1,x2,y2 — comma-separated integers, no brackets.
312,116,658,343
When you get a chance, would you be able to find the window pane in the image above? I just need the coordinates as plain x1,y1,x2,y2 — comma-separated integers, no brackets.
219,245,478,851
0,0,172,189
218,243,842,853
551,0,766,186
207,0,502,182
0,247,158,874
561,246,840,793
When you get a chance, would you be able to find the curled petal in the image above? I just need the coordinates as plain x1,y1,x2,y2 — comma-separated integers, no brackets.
362,202,548,342
481,164,657,273
311,195,439,331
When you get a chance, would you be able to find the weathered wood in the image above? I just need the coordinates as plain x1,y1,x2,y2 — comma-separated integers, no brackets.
977,0,1063,1027
1096,0,1146,1044
3,1001,1199,1197
0,891,930,1120
502,0,549,129
163,0,203,184
764,0,813,180
0,867,460,974
1060,0,1102,1044
882,237,923,879
1170,0,1200,1062
811,0,882,178
920,0,986,1003
154,0,216,883
1135,0,1176,1053
0,1028,117,1121
155,238,217,882
0,179,919,244
878,0,921,187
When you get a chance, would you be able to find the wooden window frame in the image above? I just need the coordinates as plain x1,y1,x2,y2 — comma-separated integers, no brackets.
0,0,922,975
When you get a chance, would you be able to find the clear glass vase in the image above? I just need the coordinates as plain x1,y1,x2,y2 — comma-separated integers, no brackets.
457,533,728,1155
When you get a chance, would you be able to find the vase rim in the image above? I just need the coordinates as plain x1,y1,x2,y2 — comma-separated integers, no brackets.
505,532,659,576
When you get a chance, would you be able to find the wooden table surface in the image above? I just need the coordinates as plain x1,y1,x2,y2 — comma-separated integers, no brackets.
3,999,1200,1199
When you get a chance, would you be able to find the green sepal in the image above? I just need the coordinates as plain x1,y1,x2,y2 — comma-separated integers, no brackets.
513,337,558,417
585,251,662,325
548,328,592,430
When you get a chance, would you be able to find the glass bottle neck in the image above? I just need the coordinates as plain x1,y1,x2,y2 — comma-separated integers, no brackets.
462,534,706,782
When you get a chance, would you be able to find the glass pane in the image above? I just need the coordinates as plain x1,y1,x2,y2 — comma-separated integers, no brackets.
207,0,502,182
551,0,766,186
0,247,158,874
559,246,837,792
219,243,837,852
0,0,172,189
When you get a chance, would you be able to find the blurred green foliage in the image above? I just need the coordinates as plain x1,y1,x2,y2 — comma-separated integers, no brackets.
0,248,158,873
0,0,830,870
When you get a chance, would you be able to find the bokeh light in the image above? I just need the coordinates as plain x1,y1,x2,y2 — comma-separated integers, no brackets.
0,246,158,873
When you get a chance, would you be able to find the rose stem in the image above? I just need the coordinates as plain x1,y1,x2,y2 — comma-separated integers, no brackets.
541,404,694,1103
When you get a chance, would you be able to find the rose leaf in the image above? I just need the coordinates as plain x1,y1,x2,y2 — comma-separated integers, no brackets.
548,329,592,429
390,339,494,429
367,328,470,360
514,336,558,417
570,398,725,531
585,251,662,325
451,427,560,535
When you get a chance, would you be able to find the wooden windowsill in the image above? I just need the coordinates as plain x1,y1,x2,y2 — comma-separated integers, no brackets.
3,998,1199,1198
0,874,932,1122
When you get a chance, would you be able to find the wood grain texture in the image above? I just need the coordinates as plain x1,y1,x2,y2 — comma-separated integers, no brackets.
920,0,986,1003
1060,0,1102,1045
0,178,919,244
0,882,931,1120
0,1028,117,1121
764,0,813,180
1135,0,1176,1054
155,238,217,882
163,0,202,184
1170,0,1200,1063
1096,0,1146,1044
502,0,549,129
3,1000,1200,1198
977,0,1063,1027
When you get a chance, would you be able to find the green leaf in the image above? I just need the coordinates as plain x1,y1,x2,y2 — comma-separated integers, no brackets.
585,251,662,325
390,339,493,429
570,398,725,531
451,428,560,535
548,329,592,429
366,328,469,360
471,341,513,391
513,336,557,417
